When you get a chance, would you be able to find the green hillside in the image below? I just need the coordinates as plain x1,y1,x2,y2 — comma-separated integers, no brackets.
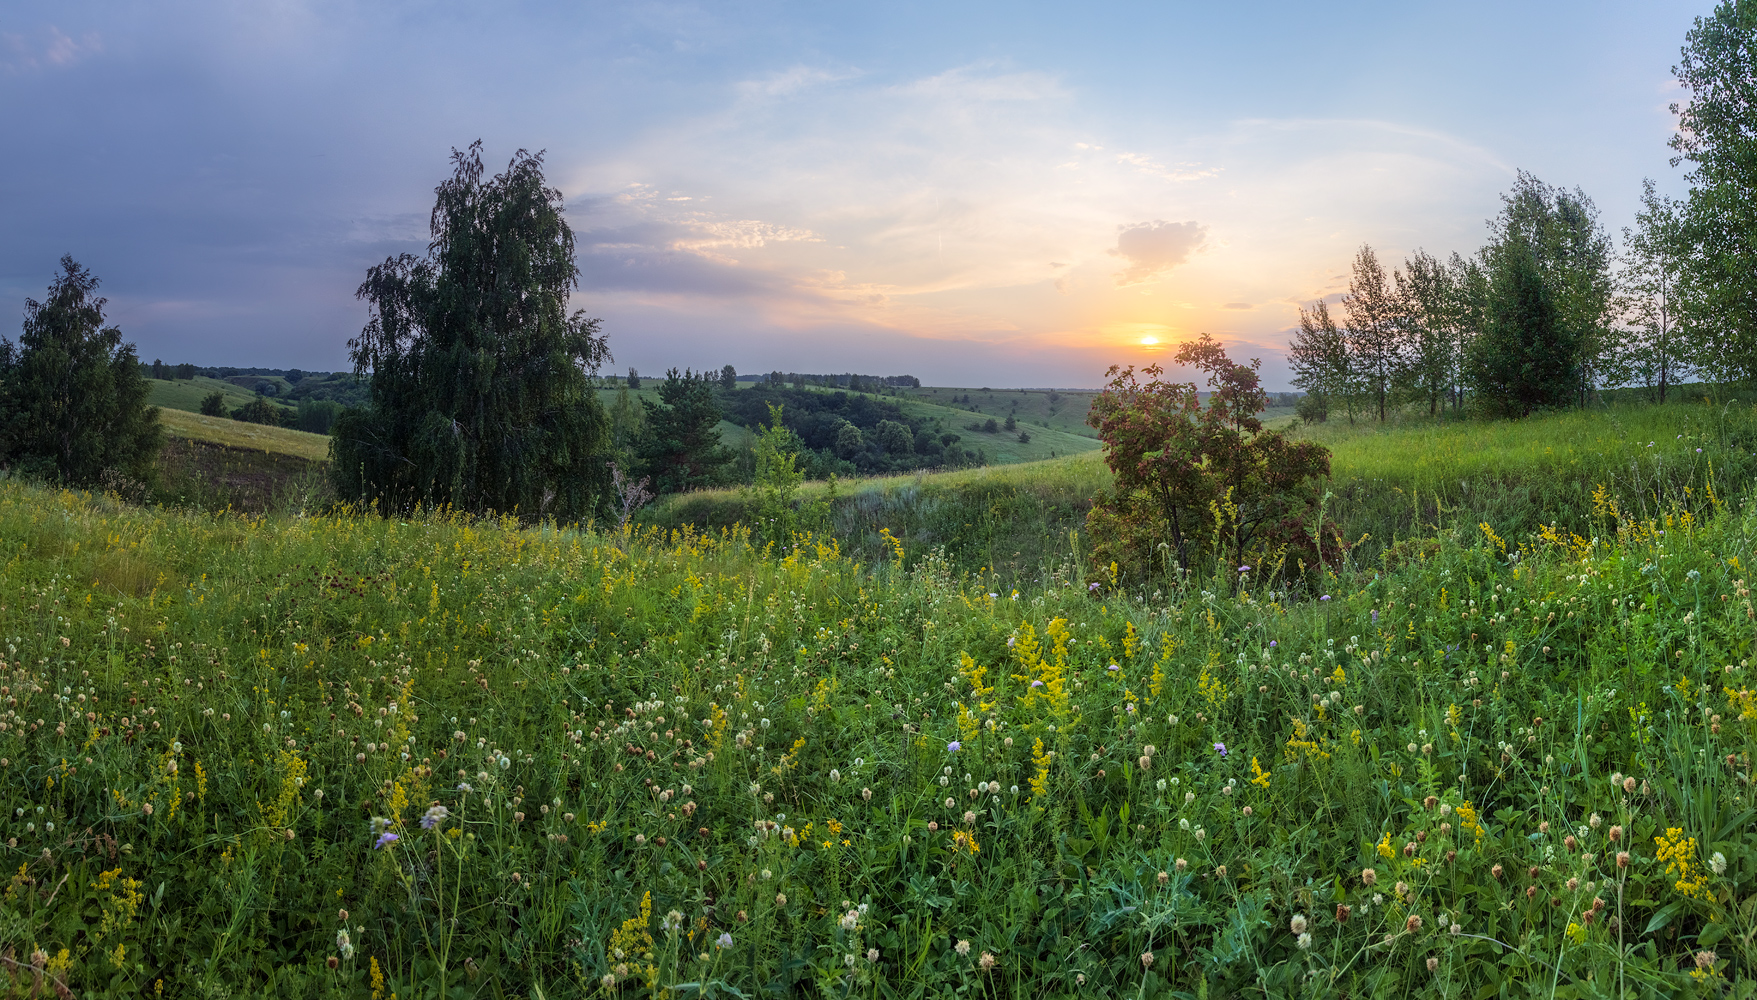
902,384,1103,438
144,375,270,414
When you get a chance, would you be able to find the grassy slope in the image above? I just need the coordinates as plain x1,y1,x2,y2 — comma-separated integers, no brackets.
158,407,332,461
0,464,1746,993
145,375,281,415
648,399,1757,582
902,385,1102,439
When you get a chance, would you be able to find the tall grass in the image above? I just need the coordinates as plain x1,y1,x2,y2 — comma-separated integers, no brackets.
0,465,1750,995
646,400,1757,589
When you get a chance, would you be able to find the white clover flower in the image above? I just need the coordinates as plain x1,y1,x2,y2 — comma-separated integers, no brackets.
1712,852,1728,875
829,769,841,783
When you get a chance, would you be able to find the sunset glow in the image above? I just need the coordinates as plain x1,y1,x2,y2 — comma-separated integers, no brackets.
0,1,1694,389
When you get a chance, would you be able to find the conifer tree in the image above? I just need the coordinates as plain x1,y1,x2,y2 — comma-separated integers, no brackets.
0,257,161,486
331,144,612,519
636,368,733,494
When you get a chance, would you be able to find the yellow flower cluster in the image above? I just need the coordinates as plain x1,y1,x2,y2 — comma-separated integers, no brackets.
606,891,657,989
1655,828,1713,901
1454,802,1484,845
1029,738,1051,801
1249,756,1271,789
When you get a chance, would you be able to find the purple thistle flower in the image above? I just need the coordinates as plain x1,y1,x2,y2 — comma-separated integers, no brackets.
1371,609,1378,623
1320,594,1331,601
1269,640,1277,648
1089,582,1101,591
1030,680,1044,688
1238,565,1251,573
716,932,734,949
947,741,961,753
374,832,399,850
1214,742,1227,757
1107,663,1119,672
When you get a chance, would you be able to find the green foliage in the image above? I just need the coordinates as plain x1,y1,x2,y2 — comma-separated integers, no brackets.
199,390,227,417
1289,299,1355,422
295,398,343,435
747,403,831,549
1468,238,1576,417
331,143,612,521
1085,334,1333,581
0,257,161,487
637,368,734,494
1617,179,1693,402
834,421,864,459
1468,172,1613,416
1671,0,1757,383
1342,244,1401,421
231,393,293,427
873,419,913,456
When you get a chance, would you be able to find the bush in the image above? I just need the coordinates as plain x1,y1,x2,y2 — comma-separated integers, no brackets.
1086,334,1334,585
231,394,290,426
199,390,227,417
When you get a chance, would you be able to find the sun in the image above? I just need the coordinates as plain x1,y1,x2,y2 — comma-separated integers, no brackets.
1140,336,1158,346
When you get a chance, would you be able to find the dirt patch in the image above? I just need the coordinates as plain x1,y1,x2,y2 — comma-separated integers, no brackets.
155,437,331,514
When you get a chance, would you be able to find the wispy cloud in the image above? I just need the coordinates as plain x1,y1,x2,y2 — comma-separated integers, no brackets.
2,25,101,74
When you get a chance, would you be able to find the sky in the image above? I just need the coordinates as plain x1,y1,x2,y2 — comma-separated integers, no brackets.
0,0,1711,389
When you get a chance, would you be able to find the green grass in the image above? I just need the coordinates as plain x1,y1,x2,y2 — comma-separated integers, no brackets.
901,385,1103,439
159,407,332,462
145,375,281,416
0,444,1750,994
646,399,1757,587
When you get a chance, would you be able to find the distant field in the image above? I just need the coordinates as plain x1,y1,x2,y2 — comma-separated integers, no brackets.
158,407,331,461
144,375,278,415
902,385,1101,438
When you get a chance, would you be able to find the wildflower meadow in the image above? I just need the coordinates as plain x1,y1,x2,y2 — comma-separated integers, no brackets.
0,444,1751,996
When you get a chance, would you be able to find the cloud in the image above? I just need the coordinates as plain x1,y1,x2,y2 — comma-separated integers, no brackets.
1115,152,1219,182
3,25,101,73
1108,220,1206,285
1222,302,1253,310
737,65,856,100
670,218,822,259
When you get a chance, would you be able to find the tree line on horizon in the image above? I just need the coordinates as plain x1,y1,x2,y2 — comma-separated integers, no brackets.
1290,4,1757,422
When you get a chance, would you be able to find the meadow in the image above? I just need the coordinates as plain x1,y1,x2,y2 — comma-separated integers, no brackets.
645,398,1757,589
0,394,1750,996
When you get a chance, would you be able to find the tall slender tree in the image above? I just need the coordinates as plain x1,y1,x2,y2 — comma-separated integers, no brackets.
1616,179,1692,401
1447,252,1488,412
1287,298,1354,422
1395,249,1460,416
1341,245,1401,421
331,144,613,520
0,257,161,486
1670,0,1757,385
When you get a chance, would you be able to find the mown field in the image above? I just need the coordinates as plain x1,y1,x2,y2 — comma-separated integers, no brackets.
0,395,1751,996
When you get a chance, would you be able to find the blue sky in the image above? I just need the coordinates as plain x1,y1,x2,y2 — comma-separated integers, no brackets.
0,0,1707,388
